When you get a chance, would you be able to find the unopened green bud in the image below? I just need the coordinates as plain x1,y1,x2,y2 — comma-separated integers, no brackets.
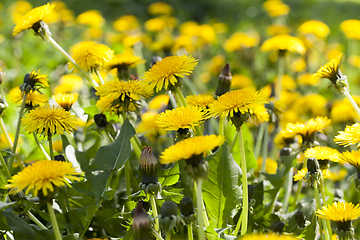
159,201,178,233
307,157,320,174
180,196,196,224
271,220,285,233
215,63,232,97
54,155,66,162
295,211,306,229
139,146,161,194
132,203,151,240
280,147,293,156
94,113,108,128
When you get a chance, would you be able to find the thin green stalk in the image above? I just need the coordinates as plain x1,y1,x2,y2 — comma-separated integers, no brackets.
174,87,188,107
133,42,146,78
150,194,160,233
130,137,142,159
194,125,202,136
260,122,269,181
46,202,62,240
8,92,27,171
282,167,293,213
218,115,224,136
314,183,331,240
167,92,178,108
196,178,205,240
0,117,13,149
320,174,333,237
48,134,54,160
182,76,198,95
173,90,184,107
26,211,47,230
0,151,11,180
44,34,98,88
125,160,132,197
236,127,248,236
187,224,194,240
230,131,239,153
254,123,266,159
275,54,285,101
233,210,243,237
152,229,165,240
165,231,171,240
343,87,360,119
33,133,51,160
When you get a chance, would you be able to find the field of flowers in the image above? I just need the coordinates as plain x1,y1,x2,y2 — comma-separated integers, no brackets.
2,0,360,240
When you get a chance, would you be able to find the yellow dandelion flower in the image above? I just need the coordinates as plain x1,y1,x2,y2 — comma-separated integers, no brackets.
137,112,167,142
22,104,78,136
12,3,55,35
283,117,331,143
209,89,268,118
304,146,340,163
145,17,168,32
142,55,198,92
113,15,139,32
260,34,306,55
262,0,290,17
6,160,82,197
106,53,145,72
313,53,343,85
340,20,360,40
267,24,290,36
317,202,360,225
231,74,254,89
155,105,207,131
148,2,173,15
52,92,79,111
299,20,330,38
340,151,360,169
256,157,277,174
298,73,320,86
53,74,83,93
331,99,360,124
186,94,215,109
293,168,330,181
68,41,114,73
328,169,348,182
274,129,299,148
20,70,49,92
241,233,297,240
223,32,259,52
9,87,48,107
160,135,225,164
291,94,328,117
76,10,104,27
96,95,137,115
96,79,152,102
148,94,170,110
334,123,360,147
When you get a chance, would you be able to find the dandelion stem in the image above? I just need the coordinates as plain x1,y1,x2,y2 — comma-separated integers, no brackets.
320,173,333,237
282,167,293,213
152,229,164,240
275,54,285,101
260,122,269,181
165,231,171,240
44,34,99,88
196,178,205,240
235,127,248,236
33,133,51,160
8,92,27,171
48,134,54,160
150,193,160,233
314,183,331,240
342,87,360,119
47,202,62,240
173,90,184,107
0,117,13,149
125,160,132,197
0,151,11,179
188,224,194,240
218,115,224,136
175,87,188,107
26,211,47,230
254,123,266,159
230,131,239,152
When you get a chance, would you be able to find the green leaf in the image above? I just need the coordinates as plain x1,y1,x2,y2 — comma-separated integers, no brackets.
158,162,180,187
202,143,241,229
0,201,16,211
92,119,135,170
298,213,319,240
72,171,110,200
3,211,37,240
161,189,184,203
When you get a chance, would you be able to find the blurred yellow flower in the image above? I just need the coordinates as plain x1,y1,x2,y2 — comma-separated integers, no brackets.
299,20,330,38
113,15,139,32
263,0,290,17
290,57,307,72
53,74,83,93
340,19,360,40
145,17,174,32
261,34,306,55
9,1,33,24
77,10,104,27
209,55,226,75
52,93,79,111
328,169,347,182
335,123,360,147
297,73,320,86
331,98,360,124
348,55,360,67
136,112,167,142
256,157,277,174
148,2,173,15
291,94,328,117
224,32,259,52
241,233,297,240
267,24,290,36
9,87,48,107
106,52,145,72
231,74,254,89
148,94,169,110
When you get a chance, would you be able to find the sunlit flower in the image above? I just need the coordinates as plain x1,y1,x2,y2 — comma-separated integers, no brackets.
291,94,328,117
186,94,215,110
148,94,170,110
224,32,259,52
339,151,360,169
106,53,145,72
274,130,299,148
262,0,290,17
305,146,340,163
313,53,343,85
299,20,330,38
20,70,49,93
137,112,167,142
331,98,360,124
96,95,137,115
68,41,114,73
53,74,84,93
260,34,306,55
145,17,176,32
267,24,290,36
148,2,173,15
113,15,139,32
256,157,277,174
52,92,79,111
317,202,360,232
297,73,319,86
160,135,225,164
241,232,298,240
22,104,78,136
208,55,226,75
334,123,360,147
142,55,198,92
9,87,48,108
328,169,348,182
13,3,55,35
155,105,207,131
293,168,330,181
6,160,82,197
340,19,360,40
76,10,104,27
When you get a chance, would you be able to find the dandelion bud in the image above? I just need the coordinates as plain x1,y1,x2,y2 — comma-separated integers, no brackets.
132,203,151,240
215,63,232,97
139,146,161,194
184,153,208,180
295,211,306,228
280,147,293,156
180,196,196,224
159,201,178,233
54,155,66,162
307,157,320,174
271,220,285,233
94,113,108,128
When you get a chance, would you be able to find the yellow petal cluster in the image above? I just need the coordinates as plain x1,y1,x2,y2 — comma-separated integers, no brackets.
334,123,360,147
260,34,306,55
317,202,360,223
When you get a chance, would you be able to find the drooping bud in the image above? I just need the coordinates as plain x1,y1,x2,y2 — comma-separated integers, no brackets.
307,157,320,174
280,147,293,156
159,201,178,233
215,63,232,97
295,211,306,229
139,146,161,194
179,196,196,224
94,113,108,128
132,203,151,240
54,155,66,162
271,220,285,233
